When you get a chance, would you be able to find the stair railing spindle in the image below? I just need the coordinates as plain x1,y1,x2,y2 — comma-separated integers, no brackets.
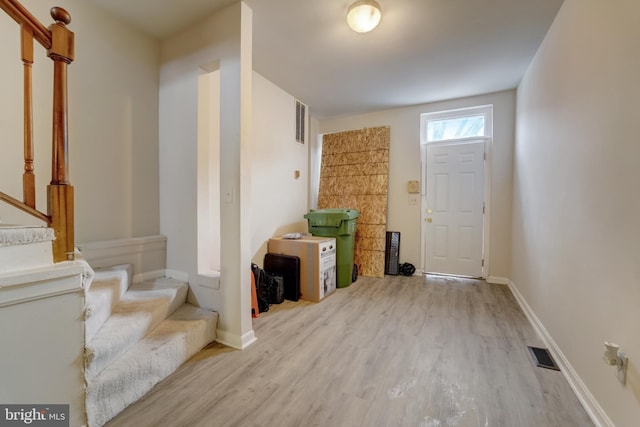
21,25,35,208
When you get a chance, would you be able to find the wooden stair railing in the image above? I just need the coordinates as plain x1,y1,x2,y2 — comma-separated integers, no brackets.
0,0,74,262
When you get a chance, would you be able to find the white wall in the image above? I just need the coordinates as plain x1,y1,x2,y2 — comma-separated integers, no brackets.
513,0,640,425
319,91,515,280
159,2,255,349
0,0,160,243
251,72,309,265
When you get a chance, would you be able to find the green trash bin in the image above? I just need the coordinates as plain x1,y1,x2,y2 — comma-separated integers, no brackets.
304,208,360,288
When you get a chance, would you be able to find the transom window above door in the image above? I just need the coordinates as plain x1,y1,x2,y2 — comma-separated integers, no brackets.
427,114,485,141
421,105,493,144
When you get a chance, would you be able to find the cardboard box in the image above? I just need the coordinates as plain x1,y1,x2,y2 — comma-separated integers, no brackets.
268,236,336,302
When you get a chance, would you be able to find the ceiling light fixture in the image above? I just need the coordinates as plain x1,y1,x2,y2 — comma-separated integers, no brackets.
347,1,382,33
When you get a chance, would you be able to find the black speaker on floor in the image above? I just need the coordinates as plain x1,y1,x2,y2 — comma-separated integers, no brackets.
264,253,300,301
385,231,400,275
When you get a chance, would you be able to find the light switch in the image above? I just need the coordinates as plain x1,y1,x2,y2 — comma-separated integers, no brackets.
223,186,234,204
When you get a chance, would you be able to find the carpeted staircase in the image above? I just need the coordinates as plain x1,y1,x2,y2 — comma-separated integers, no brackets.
0,228,215,426
83,263,218,427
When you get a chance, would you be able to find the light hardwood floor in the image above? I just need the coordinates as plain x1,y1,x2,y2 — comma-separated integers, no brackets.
107,274,594,427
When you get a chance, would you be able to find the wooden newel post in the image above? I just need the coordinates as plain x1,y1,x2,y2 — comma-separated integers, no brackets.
47,6,74,262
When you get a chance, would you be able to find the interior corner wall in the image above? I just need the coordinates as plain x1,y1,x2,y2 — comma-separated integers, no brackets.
318,90,515,279
251,72,309,266
513,1,640,426
0,0,160,243
159,2,254,348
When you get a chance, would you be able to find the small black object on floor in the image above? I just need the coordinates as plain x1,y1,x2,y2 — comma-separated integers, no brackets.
399,263,415,276
527,346,560,371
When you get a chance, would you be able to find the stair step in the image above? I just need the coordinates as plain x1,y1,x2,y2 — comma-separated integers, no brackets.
126,277,189,316
84,277,189,380
86,303,217,427
85,265,132,343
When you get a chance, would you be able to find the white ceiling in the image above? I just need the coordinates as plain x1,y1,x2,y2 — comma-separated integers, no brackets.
86,0,564,119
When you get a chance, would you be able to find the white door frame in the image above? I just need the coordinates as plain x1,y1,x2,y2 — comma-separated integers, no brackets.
420,138,491,278
420,105,493,278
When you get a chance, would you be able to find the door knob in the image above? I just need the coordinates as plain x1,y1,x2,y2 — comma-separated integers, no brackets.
427,218,432,223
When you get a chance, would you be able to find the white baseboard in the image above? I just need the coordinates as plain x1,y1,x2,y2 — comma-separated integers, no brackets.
507,280,613,427
193,272,221,290
165,269,189,282
216,328,257,350
486,275,509,285
131,269,190,284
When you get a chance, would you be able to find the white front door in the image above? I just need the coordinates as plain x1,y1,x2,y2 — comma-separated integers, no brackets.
424,141,485,277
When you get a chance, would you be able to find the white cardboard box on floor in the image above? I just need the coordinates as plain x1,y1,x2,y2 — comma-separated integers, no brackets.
268,236,336,302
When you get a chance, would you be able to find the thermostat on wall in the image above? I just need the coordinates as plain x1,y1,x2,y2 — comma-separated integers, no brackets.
407,180,420,193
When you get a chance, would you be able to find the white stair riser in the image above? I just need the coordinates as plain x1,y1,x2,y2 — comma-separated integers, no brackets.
0,242,53,273
0,227,55,273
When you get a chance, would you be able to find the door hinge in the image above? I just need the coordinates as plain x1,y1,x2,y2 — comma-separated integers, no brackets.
481,259,485,267
484,152,487,161
483,202,485,214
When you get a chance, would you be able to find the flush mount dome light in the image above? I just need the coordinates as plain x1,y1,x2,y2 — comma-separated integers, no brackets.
347,0,382,33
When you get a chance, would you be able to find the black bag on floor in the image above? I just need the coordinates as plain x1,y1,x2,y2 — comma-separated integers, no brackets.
263,272,285,304
252,263,285,311
251,263,270,313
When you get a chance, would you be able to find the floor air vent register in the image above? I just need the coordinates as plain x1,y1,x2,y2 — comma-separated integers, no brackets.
527,346,560,371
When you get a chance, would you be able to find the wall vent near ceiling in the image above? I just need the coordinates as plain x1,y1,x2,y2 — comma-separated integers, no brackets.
295,100,306,144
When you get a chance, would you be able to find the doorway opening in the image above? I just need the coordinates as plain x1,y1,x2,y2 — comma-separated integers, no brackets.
420,105,493,278
196,69,222,280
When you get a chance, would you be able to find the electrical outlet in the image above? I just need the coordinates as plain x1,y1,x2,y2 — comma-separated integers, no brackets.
617,351,628,385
